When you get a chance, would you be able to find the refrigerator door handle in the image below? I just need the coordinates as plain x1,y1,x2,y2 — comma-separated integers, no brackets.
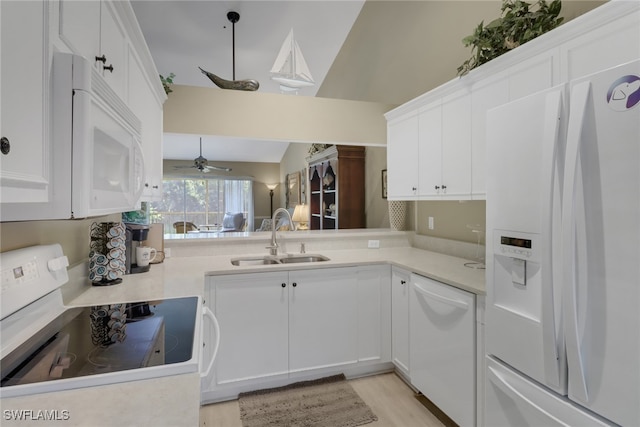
488,365,570,427
540,89,565,389
561,81,591,404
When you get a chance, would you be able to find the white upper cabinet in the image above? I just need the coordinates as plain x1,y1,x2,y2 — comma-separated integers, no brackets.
386,111,419,199
440,89,472,199
417,101,442,198
386,1,639,201
0,1,56,208
59,0,128,100
1,0,164,220
128,48,164,201
559,4,640,82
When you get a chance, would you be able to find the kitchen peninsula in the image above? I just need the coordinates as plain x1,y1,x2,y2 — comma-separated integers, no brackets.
2,229,484,426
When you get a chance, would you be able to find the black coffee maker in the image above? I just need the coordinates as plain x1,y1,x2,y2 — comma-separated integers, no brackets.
125,223,150,274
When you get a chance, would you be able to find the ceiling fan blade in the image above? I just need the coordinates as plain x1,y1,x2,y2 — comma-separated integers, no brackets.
204,164,232,172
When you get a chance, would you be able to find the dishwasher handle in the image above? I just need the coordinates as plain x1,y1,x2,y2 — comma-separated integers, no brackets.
200,306,220,379
413,282,469,310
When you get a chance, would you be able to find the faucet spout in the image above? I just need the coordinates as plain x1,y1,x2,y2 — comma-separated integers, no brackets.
267,208,296,256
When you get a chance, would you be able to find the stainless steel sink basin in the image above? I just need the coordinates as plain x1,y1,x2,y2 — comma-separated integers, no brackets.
231,254,329,266
278,255,330,264
230,257,281,266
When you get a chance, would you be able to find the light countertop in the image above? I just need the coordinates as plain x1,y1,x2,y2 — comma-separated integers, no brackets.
67,246,485,307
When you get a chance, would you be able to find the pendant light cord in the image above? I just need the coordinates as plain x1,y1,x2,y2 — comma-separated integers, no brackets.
232,20,236,80
227,11,240,81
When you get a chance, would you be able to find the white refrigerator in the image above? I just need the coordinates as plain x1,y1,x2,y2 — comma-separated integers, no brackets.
485,59,639,426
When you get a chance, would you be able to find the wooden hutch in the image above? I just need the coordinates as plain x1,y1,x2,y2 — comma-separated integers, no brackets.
306,145,366,230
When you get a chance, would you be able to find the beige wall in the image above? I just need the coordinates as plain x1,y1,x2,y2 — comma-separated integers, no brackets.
279,142,313,209
0,214,120,265
365,146,390,228
163,85,393,146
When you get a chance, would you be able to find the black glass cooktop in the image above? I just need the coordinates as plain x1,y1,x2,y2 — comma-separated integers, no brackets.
1,296,198,389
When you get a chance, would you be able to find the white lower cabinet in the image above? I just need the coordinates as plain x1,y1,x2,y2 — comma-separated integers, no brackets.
391,267,410,377
289,268,358,372
410,273,476,427
208,271,289,387
202,265,392,403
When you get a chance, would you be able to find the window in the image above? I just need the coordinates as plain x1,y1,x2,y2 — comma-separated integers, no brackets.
150,178,253,233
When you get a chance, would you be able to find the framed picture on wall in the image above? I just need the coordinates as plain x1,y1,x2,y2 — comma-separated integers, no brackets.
300,168,307,204
286,171,301,209
382,169,388,199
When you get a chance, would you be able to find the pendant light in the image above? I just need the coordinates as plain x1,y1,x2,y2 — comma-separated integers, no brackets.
199,11,259,91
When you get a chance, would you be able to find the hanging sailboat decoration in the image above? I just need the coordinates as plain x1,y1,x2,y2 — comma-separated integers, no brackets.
270,29,315,92
199,11,259,92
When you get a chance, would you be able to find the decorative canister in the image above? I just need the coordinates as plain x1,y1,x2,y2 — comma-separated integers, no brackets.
388,200,407,231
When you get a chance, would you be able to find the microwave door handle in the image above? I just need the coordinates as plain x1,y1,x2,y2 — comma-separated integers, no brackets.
200,306,220,380
562,81,591,404
539,88,565,389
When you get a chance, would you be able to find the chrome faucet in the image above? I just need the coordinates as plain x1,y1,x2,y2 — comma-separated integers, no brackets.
267,208,296,256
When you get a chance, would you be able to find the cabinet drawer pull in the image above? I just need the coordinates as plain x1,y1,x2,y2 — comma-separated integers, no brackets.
281,283,286,288
292,282,297,287
104,64,114,73
435,185,440,190
95,55,106,63
1,137,10,155
400,280,406,285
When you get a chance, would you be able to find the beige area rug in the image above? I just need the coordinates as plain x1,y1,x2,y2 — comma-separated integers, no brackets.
238,374,378,427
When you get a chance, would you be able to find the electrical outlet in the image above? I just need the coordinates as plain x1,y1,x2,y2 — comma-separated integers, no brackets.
368,240,380,249
428,217,434,230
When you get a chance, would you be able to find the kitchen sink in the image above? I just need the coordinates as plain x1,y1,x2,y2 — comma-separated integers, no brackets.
278,255,330,264
230,254,329,266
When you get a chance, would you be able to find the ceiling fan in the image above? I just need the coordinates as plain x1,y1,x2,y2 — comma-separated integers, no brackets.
174,138,232,173
199,11,259,91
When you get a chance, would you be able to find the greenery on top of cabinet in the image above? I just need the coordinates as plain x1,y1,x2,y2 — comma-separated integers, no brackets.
457,0,564,76
160,73,175,94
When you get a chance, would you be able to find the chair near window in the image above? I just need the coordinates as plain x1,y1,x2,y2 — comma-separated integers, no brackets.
173,221,199,233
220,212,245,232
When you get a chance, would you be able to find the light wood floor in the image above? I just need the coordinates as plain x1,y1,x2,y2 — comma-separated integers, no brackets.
199,372,445,427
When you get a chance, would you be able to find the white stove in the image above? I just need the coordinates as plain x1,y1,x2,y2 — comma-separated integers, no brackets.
0,245,207,399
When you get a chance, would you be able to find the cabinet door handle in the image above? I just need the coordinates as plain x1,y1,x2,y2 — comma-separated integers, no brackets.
292,282,297,287
400,280,406,285
281,283,286,288
95,55,106,63
104,64,114,73
435,185,440,190
1,137,10,155
152,185,159,189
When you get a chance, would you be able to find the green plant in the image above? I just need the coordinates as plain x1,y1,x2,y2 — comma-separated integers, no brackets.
160,72,175,94
457,0,563,76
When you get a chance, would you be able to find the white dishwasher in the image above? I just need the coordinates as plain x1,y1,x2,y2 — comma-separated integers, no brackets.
409,273,476,427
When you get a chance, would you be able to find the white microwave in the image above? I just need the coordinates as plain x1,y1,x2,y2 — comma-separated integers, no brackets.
0,53,145,221
56,52,145,218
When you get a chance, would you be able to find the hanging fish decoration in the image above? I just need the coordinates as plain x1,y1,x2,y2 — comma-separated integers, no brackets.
198,67,259,91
